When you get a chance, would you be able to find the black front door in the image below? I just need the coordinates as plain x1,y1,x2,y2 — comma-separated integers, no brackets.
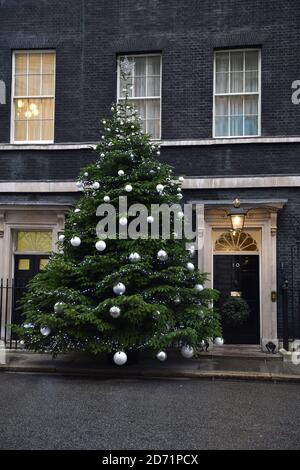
213,255,260,344
13,255,49,324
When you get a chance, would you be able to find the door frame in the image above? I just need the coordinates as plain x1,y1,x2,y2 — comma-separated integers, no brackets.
197,206,279,351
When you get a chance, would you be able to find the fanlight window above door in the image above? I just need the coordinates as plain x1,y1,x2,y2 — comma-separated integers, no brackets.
215,231,258,252
16,231,52,253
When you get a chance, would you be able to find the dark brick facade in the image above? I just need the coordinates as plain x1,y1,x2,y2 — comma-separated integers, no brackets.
0,1,299,154
0,1,300,343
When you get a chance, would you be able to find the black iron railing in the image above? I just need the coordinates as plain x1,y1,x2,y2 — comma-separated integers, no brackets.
0,279,27,349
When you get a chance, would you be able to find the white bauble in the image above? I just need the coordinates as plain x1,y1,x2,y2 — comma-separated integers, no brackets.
156,184,164,193
113,351,127,366
177,193,183,200
54,302,65,314
74,208,80,213
179,176,185,183
71,236,81,247
147,216,154,224
157,250,168,261
84,172,88,177
195,284,204,292
103,196,110,203
156,351,167,362
125,184,133,193
188,246,196,255
181,345,194,359
58,234,65,243
76,181,83,189
177,211,184,219
119,217,128,226
113,283,126,296
40,327,51,337
92,182,100,190
129,252,141,263
177,187,182,193
110,306,121,319
214,337,224,346
186,262,195,272
95,240,106,252
118,170,125,177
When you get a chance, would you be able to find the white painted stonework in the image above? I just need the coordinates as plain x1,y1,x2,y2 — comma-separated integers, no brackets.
1,135,300,150
196,203,283,351
0,175,299,194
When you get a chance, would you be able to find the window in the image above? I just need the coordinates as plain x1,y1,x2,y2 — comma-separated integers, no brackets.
118,54,161,140
215,231,258,252
214,49,260,138
12,51,56,143
16,231,53,253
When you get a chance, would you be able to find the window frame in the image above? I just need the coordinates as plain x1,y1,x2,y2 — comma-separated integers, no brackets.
213,48,261,139
11,49,56,144
117,53,162,141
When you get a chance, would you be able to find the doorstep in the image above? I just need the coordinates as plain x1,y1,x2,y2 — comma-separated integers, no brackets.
196,344,282,360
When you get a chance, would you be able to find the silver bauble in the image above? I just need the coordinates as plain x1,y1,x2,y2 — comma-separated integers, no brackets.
181,345,194,358
92,182,100,190
119,217,128,226
214,337,224,346
54,302,65,314
195,284,204,292
156,351,167,362
70,236,81,247
40,327,51,337
113,351,127,366
129,252,141,263
95,240,106,252
113,283,126,296
157,250,168,261
110,306,121,319
186,262,195,272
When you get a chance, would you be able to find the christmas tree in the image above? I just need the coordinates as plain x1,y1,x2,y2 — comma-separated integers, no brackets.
18,58,221,365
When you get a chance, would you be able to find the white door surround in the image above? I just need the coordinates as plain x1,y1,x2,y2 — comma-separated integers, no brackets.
195,201,285,351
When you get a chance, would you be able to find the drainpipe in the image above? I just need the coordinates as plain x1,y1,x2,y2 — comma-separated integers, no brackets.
282,279,289,351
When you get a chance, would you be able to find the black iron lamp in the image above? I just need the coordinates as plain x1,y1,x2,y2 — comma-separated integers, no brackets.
229,198,247,232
